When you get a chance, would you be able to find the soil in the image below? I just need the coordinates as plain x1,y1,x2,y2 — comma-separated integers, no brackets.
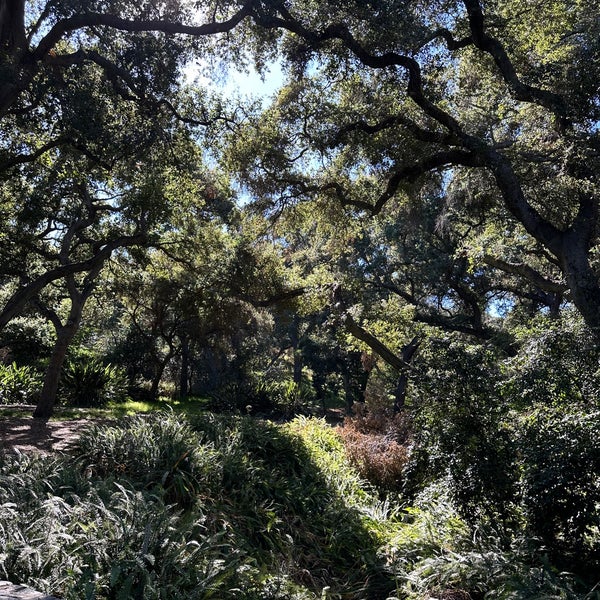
0,410,100,455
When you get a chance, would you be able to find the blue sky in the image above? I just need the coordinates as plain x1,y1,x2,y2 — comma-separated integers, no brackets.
183,60,285,104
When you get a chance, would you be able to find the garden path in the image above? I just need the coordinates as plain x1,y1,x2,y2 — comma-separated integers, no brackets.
0,413,98,454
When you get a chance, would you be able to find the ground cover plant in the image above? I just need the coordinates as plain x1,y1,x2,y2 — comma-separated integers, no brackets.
1,411,596,600
0,363,42,405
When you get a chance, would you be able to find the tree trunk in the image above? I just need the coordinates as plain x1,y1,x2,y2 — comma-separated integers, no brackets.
205,347,221,390
341,370,354,414
289,316,303,384
149,350,175,400
33,263,106,418
0,0,33,119
0,0,26,52
393,373,408,413
34,297,84,418
150,362,165,401
340,351,372,414
562,244,600,339
179,334,190,399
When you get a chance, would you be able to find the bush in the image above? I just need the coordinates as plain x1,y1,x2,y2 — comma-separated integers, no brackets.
74,411,218,507
406,337,518,524
503,315,600,408
76,414,395,598
2,413,596,599
340,404,411,492
207,380,276,414
0,453,246,600
207,378,316,417
0,316,54,366
60,357,128,407
272,380,315,417
0,362,42,404
517,407,600,568
385,487,585,600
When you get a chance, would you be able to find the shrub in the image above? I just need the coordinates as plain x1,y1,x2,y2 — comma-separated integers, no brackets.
406,337,519,524
207,378,316,417
1,415,399,599
340,404,411,492
60,357,128,407
0,362,42,404
0,453,246,600
73,411,219,507
207,380,276,414
0,316,54,366
517,407,600,568
4,414,595,599
503,315,600,408
272,380,315,417
385,488,585,600
285,415,372,507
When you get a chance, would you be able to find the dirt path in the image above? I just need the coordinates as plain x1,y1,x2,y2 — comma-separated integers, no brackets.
0,415,99,454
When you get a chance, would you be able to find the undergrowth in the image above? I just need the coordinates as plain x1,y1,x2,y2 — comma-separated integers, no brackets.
0,412,595,599
340,404,412,492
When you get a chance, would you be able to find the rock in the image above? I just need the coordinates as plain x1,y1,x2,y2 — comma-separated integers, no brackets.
0,581,58,600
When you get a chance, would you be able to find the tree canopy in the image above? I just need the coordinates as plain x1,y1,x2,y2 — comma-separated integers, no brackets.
1,0,600,595
225,0,599,337
0,0,598,410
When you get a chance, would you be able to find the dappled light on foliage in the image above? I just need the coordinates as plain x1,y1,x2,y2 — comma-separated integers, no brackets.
1,413,594,599
1,0,600,596
1,413,397,599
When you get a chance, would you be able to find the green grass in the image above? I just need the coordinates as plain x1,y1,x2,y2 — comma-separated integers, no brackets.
0,396,211,420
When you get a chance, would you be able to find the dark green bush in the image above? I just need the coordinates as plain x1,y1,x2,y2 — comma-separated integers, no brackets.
207,378,315,417
518,408,600,568
503,316,600,408
407,337,519,524
0,316,54,366
0,452,246,600
60,357,128,407
74,412,218,507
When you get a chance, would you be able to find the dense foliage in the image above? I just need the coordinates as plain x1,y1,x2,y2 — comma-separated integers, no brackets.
0,413,593,599
1,0,599,596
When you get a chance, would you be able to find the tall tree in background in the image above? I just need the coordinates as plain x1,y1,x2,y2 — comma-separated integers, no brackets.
0,0,256,415
3,0,599,414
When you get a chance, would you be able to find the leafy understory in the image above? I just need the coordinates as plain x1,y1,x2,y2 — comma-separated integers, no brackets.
0,412,590,600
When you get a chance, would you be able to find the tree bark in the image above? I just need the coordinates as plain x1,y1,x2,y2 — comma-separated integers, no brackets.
0,0,26,52
179,334,190,399
341,370,353,414
342,313,412,372
561,242,600,337
393,374,409,413
392,336,421,412
149,348,175,400
33,258,105,418
33,293,84,418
